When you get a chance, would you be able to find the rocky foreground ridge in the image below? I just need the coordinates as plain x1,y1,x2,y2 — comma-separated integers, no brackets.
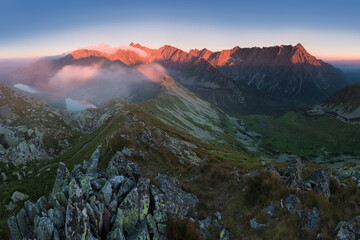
242,157,360,239
7,146,229,240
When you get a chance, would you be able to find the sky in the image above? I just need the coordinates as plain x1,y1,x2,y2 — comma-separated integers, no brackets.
0,0,359,60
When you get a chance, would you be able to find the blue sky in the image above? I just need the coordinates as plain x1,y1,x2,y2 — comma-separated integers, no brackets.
0,0,359,59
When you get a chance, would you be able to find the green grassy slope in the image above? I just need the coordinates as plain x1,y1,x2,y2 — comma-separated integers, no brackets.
240,111,360,161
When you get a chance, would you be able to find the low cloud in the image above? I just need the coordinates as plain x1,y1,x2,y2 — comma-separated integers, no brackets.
46,62,165,104
48,64,100,93
86,43,148,57
136,63,165,83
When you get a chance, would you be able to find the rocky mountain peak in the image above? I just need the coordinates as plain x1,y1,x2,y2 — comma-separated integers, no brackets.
70,49,107,59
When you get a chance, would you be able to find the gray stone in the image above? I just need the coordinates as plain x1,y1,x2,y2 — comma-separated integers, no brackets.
128,220,150,240
11,191,29,204
108,227,126,240
335,221,356,240
153,174,198,217
13,172,22,180
264,201,274,217
16,208,31,238
117,187,140,232
137,178,150,221
303,207,320,232
153,210,167,223
1,172,7,181
106,152,141,182
100,181,113,206
8,216,21,240
65,179,92,239
48,208,65,228
282,157,303,188
6,201,16,211
117,178,136,199
91,178,106,191
52,162,70,196
24,200,40,224
27,129,34,137
35,217,54,240
79,175,94,198
146,214,160,238
285,194,302,216
71,164,84,179
18,141,30,153
250,218,265,230
36,196,48,209
109,175,125,191
83,145,101,173
108,199,118,215
157,223,167,235
305,170,331,198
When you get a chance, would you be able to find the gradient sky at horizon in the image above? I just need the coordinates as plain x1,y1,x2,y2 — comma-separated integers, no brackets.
0,0,359,60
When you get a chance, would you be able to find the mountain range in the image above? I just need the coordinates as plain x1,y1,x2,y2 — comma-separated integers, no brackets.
2,43,350,113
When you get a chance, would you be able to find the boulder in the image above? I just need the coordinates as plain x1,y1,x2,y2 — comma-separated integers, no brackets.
117,178,136,199
83,145,101,173
127,220,151,240
109,175,125,191
8,216,21,240
303,207,320,232
36,196,48,209
1,172,7,181
106,152,141,182
48,207,65,229
35,217,54,240
137,178,150,221
250,218,265,230
16,208,31,238
10,191,29,204
108,227,126,240
117,187,140,232
264,201,274,217
6,201,16,211
335,221,356,240
79,175,94,198
52,162,71,196
18,141,30,153
304,170,331,198
24,200,40,224
146,214,160,238
153,210,167,223
282,157,303,188
65,179,93,239
153,174,198,217
101,181,113,206
285,194,302,216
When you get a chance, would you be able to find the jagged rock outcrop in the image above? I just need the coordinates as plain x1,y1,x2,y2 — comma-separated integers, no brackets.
281,157,303,188
267,157,334,199
0,123,50,164
8,146,206,240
